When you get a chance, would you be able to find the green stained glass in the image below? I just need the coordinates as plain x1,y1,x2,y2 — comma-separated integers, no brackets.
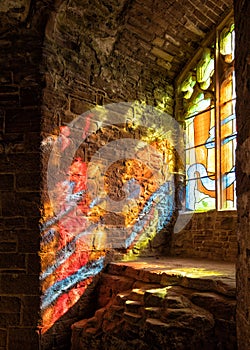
181,18,236,212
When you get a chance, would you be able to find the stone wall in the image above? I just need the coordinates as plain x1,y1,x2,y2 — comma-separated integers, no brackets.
0,0,240,349
170,211,238,262
0,3,44,349
234,0,250,348
40,2,175,349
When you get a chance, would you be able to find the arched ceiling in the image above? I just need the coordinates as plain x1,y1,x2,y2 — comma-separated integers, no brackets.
0,0,233,82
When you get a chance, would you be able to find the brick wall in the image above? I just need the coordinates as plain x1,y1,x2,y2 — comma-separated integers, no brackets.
234,0,250,348
40,2,175,349
0,28,42,350
170,210,237,262
0,0,238,349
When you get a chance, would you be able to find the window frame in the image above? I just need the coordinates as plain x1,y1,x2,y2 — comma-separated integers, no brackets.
175,10,236,212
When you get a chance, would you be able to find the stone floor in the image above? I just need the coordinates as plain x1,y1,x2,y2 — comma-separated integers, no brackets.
112,256,235,281
108,257,236,295
72,257,236,350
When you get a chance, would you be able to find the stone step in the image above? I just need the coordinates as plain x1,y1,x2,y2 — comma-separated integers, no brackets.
127,288,145,302
103,305,124,321
107,258,236,297
132,280,162,290
145,317,170,329
71,315,98,334
163,293,192,309
160,306,214,331
124,311,143,324
180,276,236,297
191,292,236,320
125,300,143,313
144,306,161,318
115,291,131,306
72,258,236,350
144,287,168,306
97,272,135,307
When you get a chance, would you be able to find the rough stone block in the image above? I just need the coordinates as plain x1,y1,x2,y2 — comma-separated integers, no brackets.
0,93,19,106
0,296,21,313
4,217,25,228
0,253,26,272
17,229,40,253
26,253,40,275
8,328,39,350
0,174,14,191
70,98,94,115
0,274,39,295
0,154,40,174
16,172,40,191
123,311,142,324
0,242,17,253
0,312,20,327
15,192,40,217
151,47,174,62
5,108,40,133
22,296,40,326
191,292,236,320
0,329,7,347
20,86,41,106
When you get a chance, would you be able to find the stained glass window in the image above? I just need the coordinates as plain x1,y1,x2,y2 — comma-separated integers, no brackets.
178,17,236,212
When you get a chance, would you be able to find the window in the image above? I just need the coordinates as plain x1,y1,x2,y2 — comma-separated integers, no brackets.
176,14,236,212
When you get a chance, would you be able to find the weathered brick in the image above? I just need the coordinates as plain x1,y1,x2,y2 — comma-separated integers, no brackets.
0,296,21,313
25,217,40,230
8,328,39,350
26,253,40,275
0,191,15,217
15,192,40,216
0,86,18,94
0,174,14,191
151,47,174,62
70,98,95,115
0,154,39,173
20,86,41,106
0,71,12,84
16,172,40,191
43,90,69,110
5,108,40,133
0,253,25,269
0,274,39,295
17,229,40,253
171,211,237,262
0,117,4,134
156,58,172,70
22,296,40,326
24,132,41,152
152,37,165,47
126,23,155,42
0,93,19,106
0,313,20,327
4,217,25,229
0,242,17,253
1,192,40,217
0,329,7,347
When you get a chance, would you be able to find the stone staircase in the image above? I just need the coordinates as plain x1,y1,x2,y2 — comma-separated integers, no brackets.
71,258,236,350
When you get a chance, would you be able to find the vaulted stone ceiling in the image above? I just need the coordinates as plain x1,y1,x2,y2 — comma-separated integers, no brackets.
1,0,233,80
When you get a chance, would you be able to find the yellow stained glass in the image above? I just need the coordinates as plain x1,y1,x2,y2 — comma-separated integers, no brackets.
183,19,236,212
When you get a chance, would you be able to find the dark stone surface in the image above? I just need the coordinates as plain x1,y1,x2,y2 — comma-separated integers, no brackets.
234,0,250,348
72,259,236,350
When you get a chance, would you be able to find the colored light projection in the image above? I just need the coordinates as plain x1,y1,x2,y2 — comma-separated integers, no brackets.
181,22,236,211
40,103,178,333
